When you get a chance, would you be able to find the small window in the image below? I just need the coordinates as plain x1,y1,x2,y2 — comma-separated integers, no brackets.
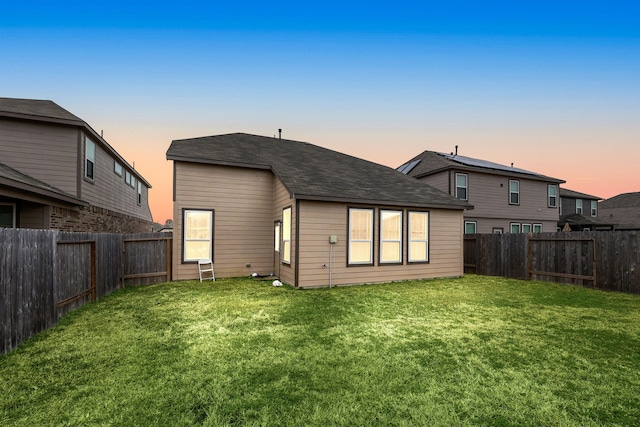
125,171,131,186
510,223,521,233
274,222,281,252
548,185,557,207
455,173,468,200
282,207,291,264
183,209,213,262
114,161,123,176
576,199,583,215
522,224,532,233
533,224,543,233
380,210,402,264
130,175,137,189
591,200,597,217
137,182,142,205
349,208,373,265
0,203,16,228
85,137,95,180
492,228,503,234
464,221,477,234
408,211,429,263
509,180,520,205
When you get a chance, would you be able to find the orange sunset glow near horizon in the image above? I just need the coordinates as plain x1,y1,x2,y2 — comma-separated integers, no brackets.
3,1,638,224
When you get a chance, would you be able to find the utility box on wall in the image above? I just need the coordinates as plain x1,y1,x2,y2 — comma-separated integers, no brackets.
329,235,338,244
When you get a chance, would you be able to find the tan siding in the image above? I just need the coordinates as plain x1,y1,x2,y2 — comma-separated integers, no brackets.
172,162,274,281
273,178,295,286
80,134,152,221
297,201,463,288
420,170,450,194
0,119,77,194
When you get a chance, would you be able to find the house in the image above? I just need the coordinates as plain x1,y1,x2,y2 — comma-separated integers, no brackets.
599,192,640,230
0,97,153,232
398,150,565,234
558,188,615,231
166,133,472,288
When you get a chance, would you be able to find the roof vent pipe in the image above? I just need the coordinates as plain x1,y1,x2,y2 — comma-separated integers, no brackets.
278,129,282,139
455,145,458,156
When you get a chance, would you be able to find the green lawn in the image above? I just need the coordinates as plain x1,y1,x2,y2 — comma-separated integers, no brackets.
1,276,639,426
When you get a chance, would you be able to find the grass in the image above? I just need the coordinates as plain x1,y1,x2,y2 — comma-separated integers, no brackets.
1,275,639,426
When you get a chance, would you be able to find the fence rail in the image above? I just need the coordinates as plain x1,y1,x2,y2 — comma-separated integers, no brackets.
1,229,172,355
464,230,640,293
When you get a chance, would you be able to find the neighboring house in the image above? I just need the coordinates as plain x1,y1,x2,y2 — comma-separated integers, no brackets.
398,150,564,234
558,188,615,231
166,133,472,288
0,97,153,232
599,192,640,230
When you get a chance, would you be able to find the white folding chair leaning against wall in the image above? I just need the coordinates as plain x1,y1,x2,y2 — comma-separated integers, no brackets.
198,259,215,282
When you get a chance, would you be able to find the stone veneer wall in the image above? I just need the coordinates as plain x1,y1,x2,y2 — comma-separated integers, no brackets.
50,205,153,233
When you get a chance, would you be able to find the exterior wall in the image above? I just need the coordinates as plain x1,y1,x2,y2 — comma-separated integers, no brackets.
0,118,78,194
296,201,464,288
80,133,152,221
172,162,274,281
419,170,559,233
49,206,153,233
273,178,296,286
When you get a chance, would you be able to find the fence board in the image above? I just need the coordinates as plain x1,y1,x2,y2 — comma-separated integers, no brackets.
465,231,640,294
0,229,172,355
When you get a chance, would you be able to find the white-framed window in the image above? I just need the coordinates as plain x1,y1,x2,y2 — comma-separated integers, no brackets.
509,180,520,205
455,173,468,200
548,184,557,207
349,208,374,265
522,223,532,233
493,228,503,234
130,175,137,189
114,161,123,176
591,200,597,217
380,210,402,264
183,209,213,262
282,207,291,264
576,199,583,215
85,137,95,180
408,211,429,263
0,203,16,228
125,171,131,186
464,221,477,234
137,182,142,205
274,221,281,252
510,223,521,233
533,224,543,233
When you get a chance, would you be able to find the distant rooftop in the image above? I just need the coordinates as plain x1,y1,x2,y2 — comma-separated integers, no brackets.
0,97,82,123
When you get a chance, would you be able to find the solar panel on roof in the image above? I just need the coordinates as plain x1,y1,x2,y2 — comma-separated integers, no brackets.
397,159,421,174
440,153,538,176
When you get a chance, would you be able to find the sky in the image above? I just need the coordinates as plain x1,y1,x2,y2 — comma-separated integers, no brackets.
2,1,639,223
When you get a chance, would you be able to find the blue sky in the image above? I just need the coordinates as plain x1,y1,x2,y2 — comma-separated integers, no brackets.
2,1,639,222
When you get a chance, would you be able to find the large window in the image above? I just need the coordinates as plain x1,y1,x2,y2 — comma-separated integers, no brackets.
282,207,291,264
464,221,477,234
380,210,402,264
455,173,468,200
591,200,597,217
85,137,95,180
576,199,583,214
349,208,373,265
0,203,16,228
408,211,429,263
509,180,520,205
183,209,213,262
548,185,557,207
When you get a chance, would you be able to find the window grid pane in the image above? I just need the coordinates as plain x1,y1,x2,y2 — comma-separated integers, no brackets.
349,208,373,264
282,208,291,263
183,210,212,262
380,210,402,263
408,212,428,262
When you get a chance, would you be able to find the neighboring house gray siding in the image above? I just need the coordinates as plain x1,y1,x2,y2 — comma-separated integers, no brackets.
0,119,78,195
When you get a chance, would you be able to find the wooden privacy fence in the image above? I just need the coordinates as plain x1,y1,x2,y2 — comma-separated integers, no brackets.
1,229,172,355
464,230,640,293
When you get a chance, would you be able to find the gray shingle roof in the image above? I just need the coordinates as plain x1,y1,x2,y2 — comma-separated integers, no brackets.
559,188,601,200
0,97,82,123
401,150,564,183
600,192,640,209
0,162,86,206
166,133,472,210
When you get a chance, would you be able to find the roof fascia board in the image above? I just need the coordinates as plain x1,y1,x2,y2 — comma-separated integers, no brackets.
0,111,84,127
167,155,272,171
0,177,88,207
416,164,564,183
292,193,472,210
